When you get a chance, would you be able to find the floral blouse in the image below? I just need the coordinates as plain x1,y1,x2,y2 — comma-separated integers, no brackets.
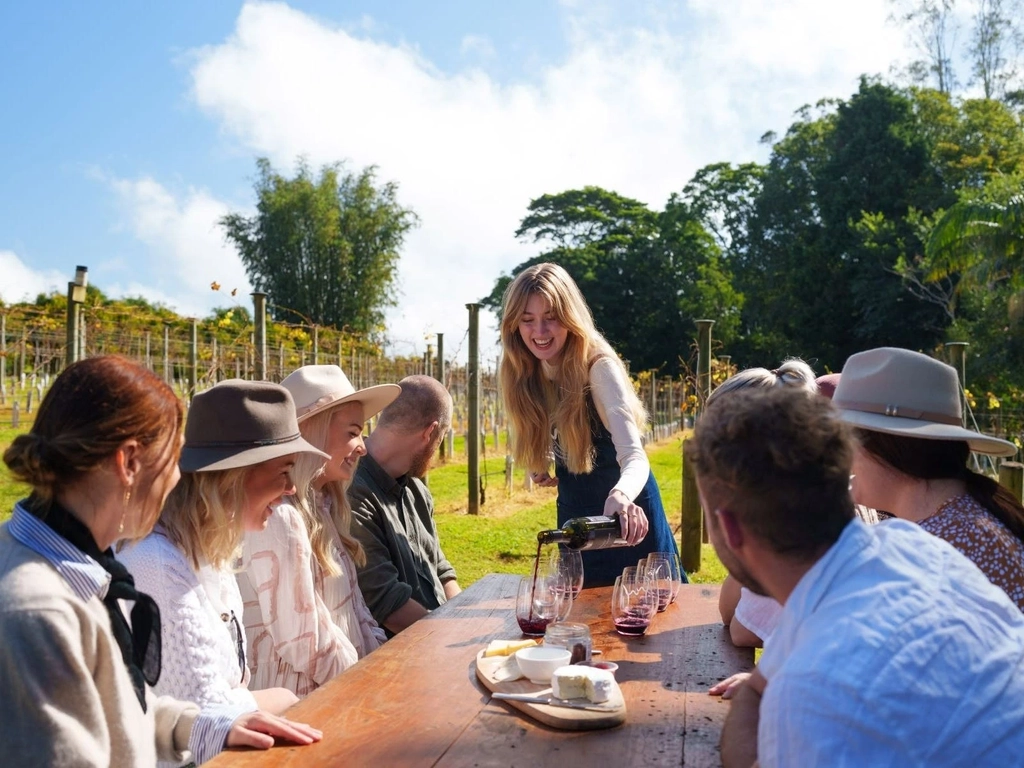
920,493,1024,611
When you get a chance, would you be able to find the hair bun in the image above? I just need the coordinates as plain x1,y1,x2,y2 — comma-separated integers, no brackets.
3,433,59,490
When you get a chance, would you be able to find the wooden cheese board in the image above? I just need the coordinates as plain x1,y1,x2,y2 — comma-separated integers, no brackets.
474,650,627,731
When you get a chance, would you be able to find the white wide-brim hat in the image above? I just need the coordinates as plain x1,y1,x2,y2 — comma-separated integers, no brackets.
833,347,1016,458
281,365,401,424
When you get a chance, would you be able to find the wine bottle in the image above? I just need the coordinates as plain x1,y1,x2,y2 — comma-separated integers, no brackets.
537,515,627,550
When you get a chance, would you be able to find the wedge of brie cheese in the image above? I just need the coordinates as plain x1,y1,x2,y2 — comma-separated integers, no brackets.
491,654,524,682
551,665,615,703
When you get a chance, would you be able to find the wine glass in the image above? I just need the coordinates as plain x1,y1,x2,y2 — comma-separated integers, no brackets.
653,551,684,604
645,554,673,612
516,574,569,636
611,573,657,637
554,545,584,600
636,557,648,579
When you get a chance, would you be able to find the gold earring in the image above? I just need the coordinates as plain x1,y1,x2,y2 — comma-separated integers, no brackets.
120,488,132,535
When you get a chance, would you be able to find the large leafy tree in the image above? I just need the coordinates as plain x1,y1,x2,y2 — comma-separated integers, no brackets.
729,81,953,369
484,187,741,374
221,158,418,336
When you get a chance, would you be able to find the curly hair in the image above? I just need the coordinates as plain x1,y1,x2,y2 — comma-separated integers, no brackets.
687,387,855,560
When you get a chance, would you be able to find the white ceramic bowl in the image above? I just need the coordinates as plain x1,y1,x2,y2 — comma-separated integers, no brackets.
515,646,572,684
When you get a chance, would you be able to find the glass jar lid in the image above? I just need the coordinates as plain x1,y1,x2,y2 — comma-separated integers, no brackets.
544,621,590,644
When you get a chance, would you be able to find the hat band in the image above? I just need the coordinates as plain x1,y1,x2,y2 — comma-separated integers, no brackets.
835,399,962,426
188,432,302,448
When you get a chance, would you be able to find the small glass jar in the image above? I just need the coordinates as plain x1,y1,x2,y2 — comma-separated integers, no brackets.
544,621,592,664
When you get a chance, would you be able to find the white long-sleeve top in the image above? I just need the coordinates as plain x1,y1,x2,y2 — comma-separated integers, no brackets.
237,499,384,698
119,527,258,714
542,355,650,501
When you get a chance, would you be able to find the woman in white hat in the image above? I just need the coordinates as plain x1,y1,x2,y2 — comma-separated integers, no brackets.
835,347,1024,611
120,379,331,750
236,365,400,696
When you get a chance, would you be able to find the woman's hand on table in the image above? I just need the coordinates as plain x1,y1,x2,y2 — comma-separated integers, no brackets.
226,710,323,750
605,491,648,545
530,471,558,487
709,668,766,700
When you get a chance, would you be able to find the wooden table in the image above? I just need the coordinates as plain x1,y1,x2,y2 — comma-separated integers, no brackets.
207,574,753,768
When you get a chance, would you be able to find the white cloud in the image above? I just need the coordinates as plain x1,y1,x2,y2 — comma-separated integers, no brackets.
0,250,65,303
108,177,253,317
460,34,497,60
187,0,913,359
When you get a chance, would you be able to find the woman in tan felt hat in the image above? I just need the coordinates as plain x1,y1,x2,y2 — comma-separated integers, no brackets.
835,347,1024,610
119,378,331,750
237,365,400,696
1,357,320,766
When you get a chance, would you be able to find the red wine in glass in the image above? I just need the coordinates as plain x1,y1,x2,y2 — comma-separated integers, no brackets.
657,587,671,612
518,616,551,636
613,616,651,637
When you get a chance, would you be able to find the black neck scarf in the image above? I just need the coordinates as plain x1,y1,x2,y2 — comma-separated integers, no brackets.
32,499,161,712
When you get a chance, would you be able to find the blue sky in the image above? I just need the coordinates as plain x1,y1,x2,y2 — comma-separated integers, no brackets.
1,1,912,357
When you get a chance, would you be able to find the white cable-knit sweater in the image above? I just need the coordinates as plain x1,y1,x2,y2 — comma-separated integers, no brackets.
119,527,258,714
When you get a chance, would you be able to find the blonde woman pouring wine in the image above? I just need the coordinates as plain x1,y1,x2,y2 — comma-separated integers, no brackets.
499,263,682,587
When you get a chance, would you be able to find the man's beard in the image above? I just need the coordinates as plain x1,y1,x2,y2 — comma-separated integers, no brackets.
720,546,770,597
709,523,770,597
409,440,438,478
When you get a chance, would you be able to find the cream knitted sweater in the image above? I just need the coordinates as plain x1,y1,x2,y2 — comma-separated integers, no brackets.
0,526,197,767
119,528,258,712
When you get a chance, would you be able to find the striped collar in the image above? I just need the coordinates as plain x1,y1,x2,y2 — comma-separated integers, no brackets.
7,502,111,601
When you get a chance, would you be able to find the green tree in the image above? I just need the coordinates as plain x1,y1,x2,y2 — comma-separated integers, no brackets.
220,158,418,336
925,184,1024,285
731,81,953,369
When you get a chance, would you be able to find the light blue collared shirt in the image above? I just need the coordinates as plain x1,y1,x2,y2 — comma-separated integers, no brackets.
6,502,249,766
758,517,1024,767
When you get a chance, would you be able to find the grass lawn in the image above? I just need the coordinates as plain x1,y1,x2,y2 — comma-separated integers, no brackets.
0,415,725,587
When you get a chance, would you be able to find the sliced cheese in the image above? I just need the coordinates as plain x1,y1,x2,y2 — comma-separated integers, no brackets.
483,638,539,657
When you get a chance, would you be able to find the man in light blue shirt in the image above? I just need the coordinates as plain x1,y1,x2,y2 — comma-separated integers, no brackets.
687,388,1024,768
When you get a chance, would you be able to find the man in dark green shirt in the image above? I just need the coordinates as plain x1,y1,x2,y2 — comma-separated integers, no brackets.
348,375,461,635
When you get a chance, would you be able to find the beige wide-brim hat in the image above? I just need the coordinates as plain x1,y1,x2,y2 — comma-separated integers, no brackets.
833,347,1016,457
180,380,331,473
280,365,401,424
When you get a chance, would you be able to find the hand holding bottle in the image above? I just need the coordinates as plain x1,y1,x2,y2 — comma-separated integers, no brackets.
604,489,648,545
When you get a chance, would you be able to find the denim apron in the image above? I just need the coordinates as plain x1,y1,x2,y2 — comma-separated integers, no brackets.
554,401,683,588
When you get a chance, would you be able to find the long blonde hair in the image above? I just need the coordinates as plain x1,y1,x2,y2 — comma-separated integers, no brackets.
160,468,249,570
290,409,366,573
499,263,647,475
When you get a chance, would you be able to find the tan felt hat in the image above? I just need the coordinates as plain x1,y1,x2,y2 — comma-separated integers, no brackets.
179,379,330,472
834,347,1016,458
